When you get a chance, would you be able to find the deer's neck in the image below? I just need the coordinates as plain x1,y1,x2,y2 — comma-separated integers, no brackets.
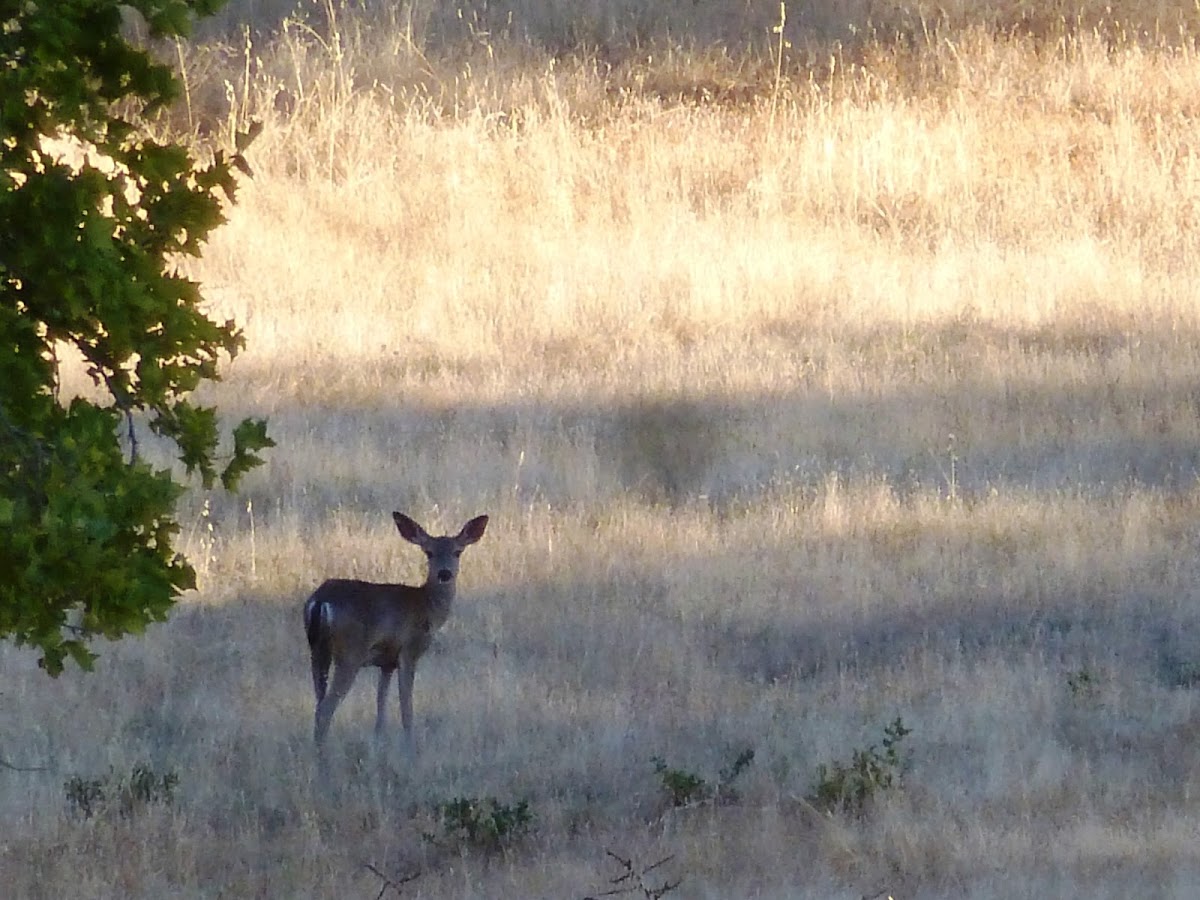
422,580,456,626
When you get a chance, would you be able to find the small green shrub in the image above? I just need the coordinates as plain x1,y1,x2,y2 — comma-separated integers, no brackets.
1066,667,1099,702
651,757,708,807
63,776,106,819
424,796,533,853
718,748,756,789
64,764,179,819
809,718,911,816
1165,659,1200,689
652,747,756,807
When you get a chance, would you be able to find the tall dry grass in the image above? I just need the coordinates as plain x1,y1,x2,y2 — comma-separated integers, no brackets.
7,1,1200,897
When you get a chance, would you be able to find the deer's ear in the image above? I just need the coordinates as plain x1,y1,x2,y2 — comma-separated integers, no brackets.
393,512,429,544
458,515,489,545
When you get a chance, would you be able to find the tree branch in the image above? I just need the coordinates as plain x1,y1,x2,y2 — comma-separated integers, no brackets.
0,403,50,473
73,342,141,464
0,754,49,773
582,850,681,900
363,862,421,899
124,407,139,464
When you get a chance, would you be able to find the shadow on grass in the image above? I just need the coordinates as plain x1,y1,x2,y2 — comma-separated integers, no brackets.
202,318,1200,525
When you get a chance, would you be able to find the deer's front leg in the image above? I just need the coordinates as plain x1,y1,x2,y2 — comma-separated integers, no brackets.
375,667,395,739
397,654,417,753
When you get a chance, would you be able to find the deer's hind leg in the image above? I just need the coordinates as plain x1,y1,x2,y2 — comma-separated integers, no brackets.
314,659,363,746
375,666,395,740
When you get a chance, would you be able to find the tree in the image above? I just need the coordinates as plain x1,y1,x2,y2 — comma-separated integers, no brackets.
0,0,273,675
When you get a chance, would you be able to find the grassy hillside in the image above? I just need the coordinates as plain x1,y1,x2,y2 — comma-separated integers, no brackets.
5,1,1200,896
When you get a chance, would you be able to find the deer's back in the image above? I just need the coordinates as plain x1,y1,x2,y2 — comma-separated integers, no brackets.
309,578,436,667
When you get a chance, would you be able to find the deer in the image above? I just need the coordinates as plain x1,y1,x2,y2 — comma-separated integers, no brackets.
303,512,489,752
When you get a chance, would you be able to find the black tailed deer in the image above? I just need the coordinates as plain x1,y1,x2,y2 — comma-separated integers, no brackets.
303,512,489,751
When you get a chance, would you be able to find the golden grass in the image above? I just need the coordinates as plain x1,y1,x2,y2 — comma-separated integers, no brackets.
7,1,1200,896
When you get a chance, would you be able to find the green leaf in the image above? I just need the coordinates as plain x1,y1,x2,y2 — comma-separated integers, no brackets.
65,641,98,673
222,418,275,490
234,119,263,153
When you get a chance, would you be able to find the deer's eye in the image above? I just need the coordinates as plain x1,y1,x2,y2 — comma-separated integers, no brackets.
424,550,434,559
453,550,462,558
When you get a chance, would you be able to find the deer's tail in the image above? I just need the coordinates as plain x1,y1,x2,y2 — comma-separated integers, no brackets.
303,596,333,702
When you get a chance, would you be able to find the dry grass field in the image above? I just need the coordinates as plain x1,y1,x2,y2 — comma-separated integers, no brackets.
6,0,1200,896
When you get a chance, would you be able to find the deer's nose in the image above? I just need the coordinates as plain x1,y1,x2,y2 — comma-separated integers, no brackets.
437,569,454,583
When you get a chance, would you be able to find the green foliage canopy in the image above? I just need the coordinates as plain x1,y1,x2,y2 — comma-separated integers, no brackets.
0,0,272,674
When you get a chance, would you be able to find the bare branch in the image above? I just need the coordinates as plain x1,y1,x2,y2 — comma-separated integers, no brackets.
606,848,634,885
0,755,49,773
583,850,682,900
363,862,420,899
640,855,676,876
